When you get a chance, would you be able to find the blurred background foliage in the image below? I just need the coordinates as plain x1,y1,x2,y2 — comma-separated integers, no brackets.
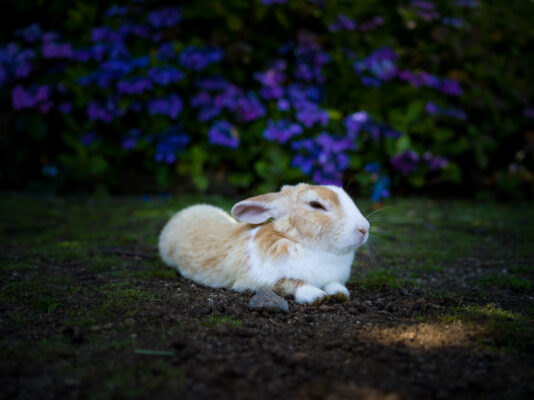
0,0,533,200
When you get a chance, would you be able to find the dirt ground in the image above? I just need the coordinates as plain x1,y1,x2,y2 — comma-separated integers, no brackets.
1,194,533,399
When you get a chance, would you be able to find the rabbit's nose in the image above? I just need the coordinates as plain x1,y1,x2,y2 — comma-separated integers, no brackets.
358,227,367,235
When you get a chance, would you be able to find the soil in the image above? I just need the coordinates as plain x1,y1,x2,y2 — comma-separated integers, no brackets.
1,195,533,399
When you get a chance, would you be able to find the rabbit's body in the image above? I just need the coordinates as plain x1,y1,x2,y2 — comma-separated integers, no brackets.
159,184,370,304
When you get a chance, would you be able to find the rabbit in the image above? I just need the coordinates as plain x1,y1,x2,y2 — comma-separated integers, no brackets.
158,183,370,304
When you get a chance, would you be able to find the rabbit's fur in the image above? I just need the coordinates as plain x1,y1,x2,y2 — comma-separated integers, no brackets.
159,183,369,304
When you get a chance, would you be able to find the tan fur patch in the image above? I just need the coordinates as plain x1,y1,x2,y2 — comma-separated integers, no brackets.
273,277,305,296
314,186,341,207
255,224,291,261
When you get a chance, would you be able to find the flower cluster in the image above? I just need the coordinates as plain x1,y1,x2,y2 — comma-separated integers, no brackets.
208,120,239,149
263,119,303,144
391,150,448,175
329,14,357,32
354,47,398,87
0,0,476,200
345,111,401,140
292,132,356,185
426,101,466,120
410,1,440,22
398,70,462,96
179,46,224,71
155,127,190,164
359,16,385,32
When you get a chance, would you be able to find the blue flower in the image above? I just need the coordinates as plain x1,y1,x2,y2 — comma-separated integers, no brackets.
390,151,420,175
263,119,303,144
329,14,357,32
81,132,100,146
179,46,224,71
117,77,153,94
236,92,266,123
147,7,182,29
371,176,391,202
147,94,183,119
148,67,184,86
208,120,240,148
155,128,189,164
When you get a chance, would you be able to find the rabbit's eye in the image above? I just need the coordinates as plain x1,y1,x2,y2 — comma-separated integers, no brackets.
309,201,327,211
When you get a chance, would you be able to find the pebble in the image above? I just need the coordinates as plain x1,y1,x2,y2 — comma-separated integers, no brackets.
248,288,289,313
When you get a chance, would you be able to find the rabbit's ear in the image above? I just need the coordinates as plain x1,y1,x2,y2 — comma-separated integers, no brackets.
231,193,286,224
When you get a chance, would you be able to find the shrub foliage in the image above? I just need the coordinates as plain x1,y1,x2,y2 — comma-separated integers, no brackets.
0,0,533,198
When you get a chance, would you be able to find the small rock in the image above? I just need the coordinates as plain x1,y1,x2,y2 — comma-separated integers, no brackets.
248,288,289,313
385,303,395,312
357,304,367,313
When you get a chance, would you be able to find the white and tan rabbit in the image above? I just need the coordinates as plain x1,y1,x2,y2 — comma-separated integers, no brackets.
158,183,370,304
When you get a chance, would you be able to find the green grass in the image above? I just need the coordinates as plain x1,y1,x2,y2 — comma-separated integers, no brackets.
437,304,533,353
478,274,531,291
357,268,412,289
198,312,243,328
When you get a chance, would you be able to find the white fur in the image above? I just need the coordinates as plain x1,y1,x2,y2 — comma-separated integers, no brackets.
232,226,353,295
295,285,328,304
323,281,350,297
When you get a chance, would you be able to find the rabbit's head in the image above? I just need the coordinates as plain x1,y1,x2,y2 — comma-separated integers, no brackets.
231,183,369,255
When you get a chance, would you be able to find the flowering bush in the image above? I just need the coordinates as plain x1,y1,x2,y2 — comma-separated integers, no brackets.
0,0,533,198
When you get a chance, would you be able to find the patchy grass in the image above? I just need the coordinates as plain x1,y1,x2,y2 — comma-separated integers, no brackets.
198,312,243,328
357,268,412,289
437,304,534,353
1,193,534,398
478,274,532,291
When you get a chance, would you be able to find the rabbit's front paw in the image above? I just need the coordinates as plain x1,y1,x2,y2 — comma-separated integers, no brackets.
295,285,328,305
323,281,350,302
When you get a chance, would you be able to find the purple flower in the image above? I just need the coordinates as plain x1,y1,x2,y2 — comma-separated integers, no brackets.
365,163,381,173
329,14,357,32
390,151,420,175
524,108,534,119
295,102,329,128
147,7,182,29
121,128,142,150
147,94,183,119
426,101,466,120
277,98,290,111
263,119,303,144
195,76,229,91
208,120,240,149
292,132,356,185
236,93,266,123
42,42,72,59
179,46,224,71
155,129,190,164
81,132,100,146
398,71,462,96
360,16,384,32
12,85,50,110
106,5,128,17
17,23,43,42
442,17,465,28
411,1,440,21
117,77,153,94
261,0,287,4
148,67,184,86
345,111,370,136
354,47,398,84
59,102,73,114
455,0,478,7
423,152,449,170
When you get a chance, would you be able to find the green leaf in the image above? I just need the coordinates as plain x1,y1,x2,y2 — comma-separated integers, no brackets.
395,135,412,154
404,100,424,125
